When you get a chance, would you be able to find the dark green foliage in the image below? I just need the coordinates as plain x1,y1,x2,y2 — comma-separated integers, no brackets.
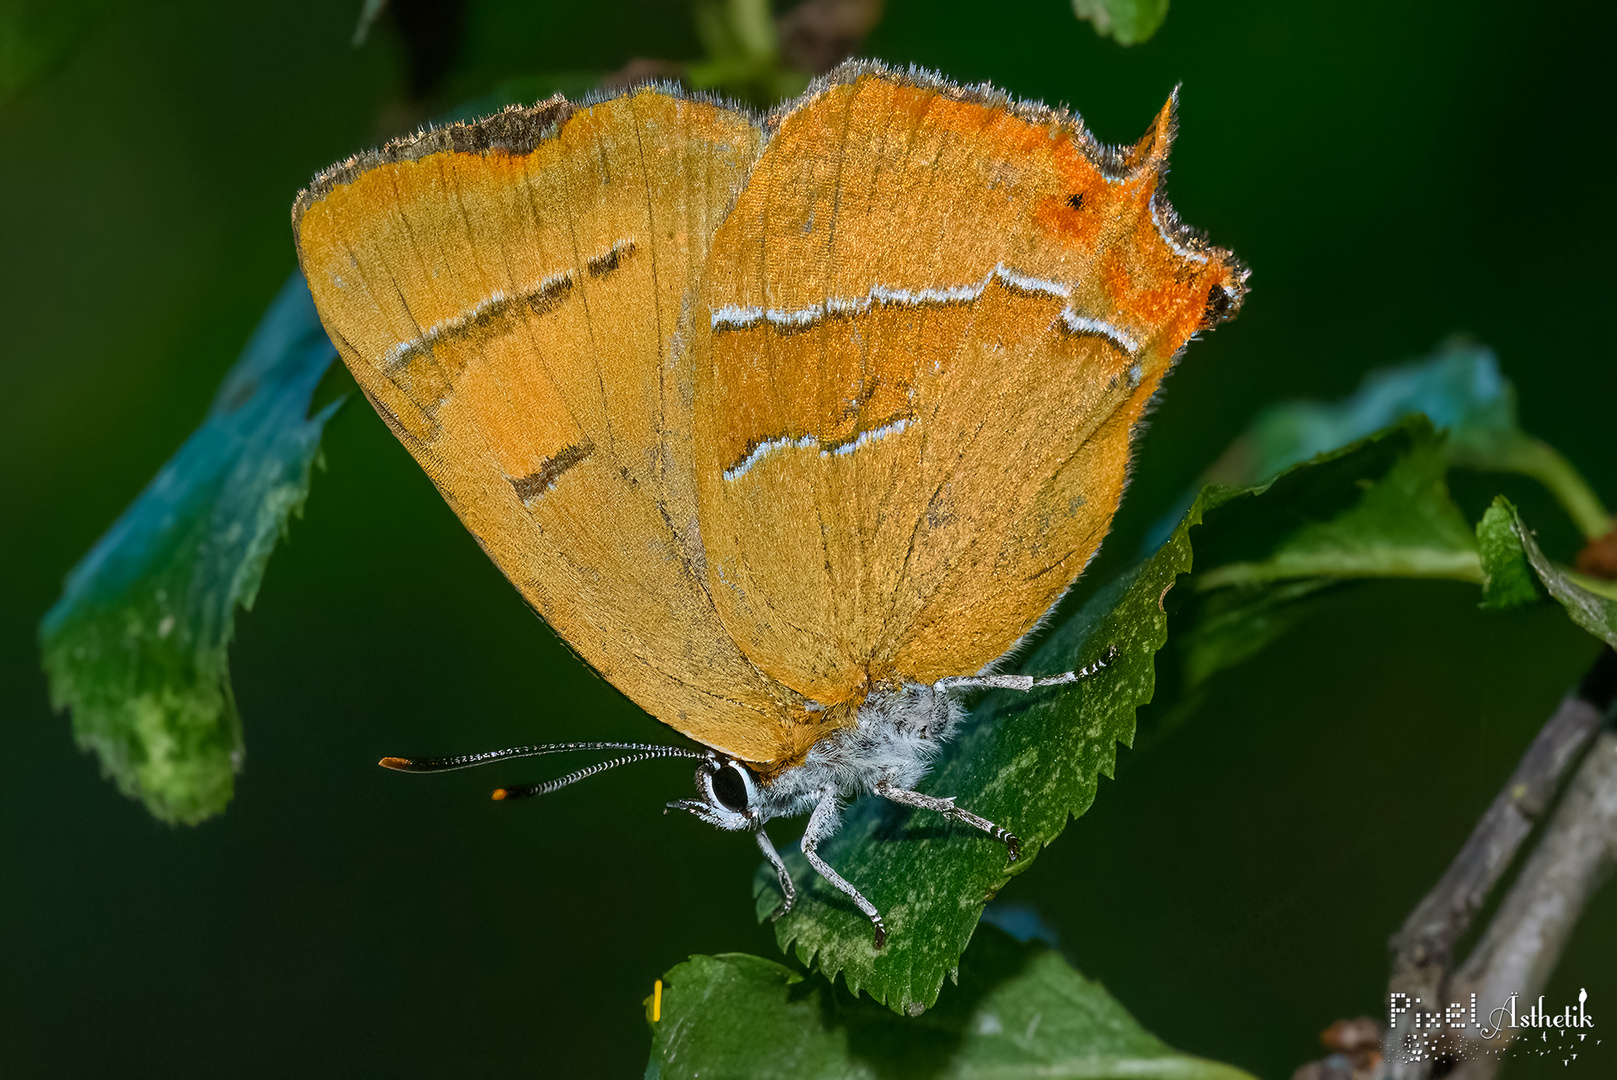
1178,343,1608,540
646,925,1253,1079
0,0,108,104
1177,417,1479,689
1150,345,1609,691
1207,343,1519,486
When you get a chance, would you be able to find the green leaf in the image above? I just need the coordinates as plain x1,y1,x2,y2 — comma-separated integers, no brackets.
1192,418,1480,589
1178,417,1479,690
1476,497,1542,610
1070,0,1169,46
1202,342,1511,487
0,0,108,105
1489,498,1617,648
1140,340,1610,691
39,273,339,824
1189,342,1609,539
647,925,1254,1080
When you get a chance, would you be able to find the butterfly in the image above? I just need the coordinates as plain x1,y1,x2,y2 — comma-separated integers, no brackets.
292,61,1245,947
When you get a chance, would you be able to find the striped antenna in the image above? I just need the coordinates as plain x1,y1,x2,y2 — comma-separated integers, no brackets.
492,747,705,801
378,741,709,803
378,741,707,773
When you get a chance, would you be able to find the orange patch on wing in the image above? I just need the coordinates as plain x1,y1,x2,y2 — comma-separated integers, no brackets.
690,69,1244,706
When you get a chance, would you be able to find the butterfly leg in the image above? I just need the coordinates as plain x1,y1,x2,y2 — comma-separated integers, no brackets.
755,827,795,919
934,645,1118,695
875,782,1021,862
801,790,886,949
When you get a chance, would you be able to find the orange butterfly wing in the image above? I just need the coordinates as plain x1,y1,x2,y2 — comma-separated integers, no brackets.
689,66,1247,707
294,88,821,765
295,69,1246,771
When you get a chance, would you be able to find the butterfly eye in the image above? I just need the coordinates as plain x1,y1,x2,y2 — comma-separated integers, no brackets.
709,761,752,812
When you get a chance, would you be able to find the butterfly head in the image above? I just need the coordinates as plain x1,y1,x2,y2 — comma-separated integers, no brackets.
665,753,765,831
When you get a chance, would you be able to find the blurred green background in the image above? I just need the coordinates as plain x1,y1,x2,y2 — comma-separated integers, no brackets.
4,0,1614,1075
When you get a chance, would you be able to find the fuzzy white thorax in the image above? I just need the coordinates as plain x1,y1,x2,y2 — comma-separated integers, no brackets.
677,681,965,831
758,683,966,819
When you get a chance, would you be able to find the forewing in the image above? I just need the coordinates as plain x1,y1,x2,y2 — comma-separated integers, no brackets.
690,64,1248,704
294,88,802,763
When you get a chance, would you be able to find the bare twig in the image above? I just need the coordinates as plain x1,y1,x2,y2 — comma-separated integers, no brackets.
1443,724,1617,1076
1296,650,1617,1079
1380,649,1617,1077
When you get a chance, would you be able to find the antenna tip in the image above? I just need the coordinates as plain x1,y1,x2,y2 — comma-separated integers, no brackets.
491,788,508,801
379,756,413,771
